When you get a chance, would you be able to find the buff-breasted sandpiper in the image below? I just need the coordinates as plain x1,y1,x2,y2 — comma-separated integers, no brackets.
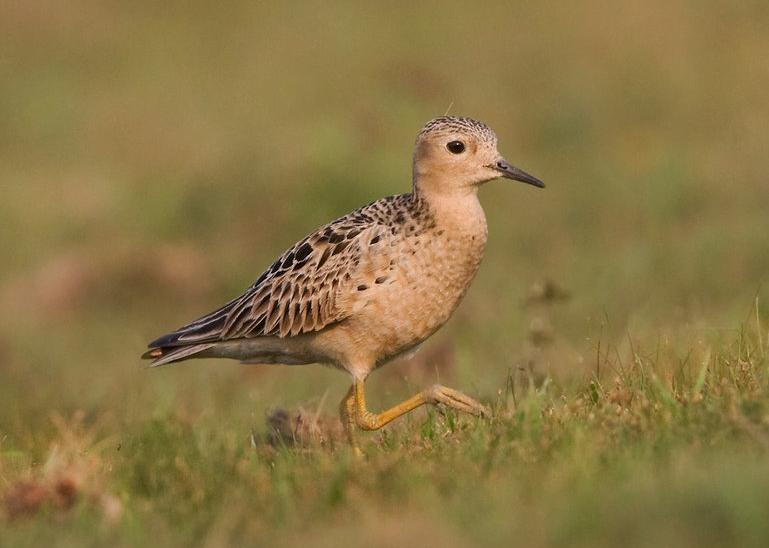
143,116,544,452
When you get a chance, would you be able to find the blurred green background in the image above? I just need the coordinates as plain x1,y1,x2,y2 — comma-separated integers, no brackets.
2,1,769,545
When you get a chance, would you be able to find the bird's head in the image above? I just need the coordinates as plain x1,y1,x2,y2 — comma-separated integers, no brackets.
412,116,544,197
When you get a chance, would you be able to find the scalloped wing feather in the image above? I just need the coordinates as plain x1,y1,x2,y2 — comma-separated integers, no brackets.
148,202,398,348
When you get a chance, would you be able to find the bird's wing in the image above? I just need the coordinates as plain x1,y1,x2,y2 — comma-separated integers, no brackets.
147,200,399,348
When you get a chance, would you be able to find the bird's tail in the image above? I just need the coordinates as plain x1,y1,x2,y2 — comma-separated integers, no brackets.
141,343,215,367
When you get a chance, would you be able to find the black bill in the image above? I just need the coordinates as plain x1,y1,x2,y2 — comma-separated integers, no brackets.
489,159,545,188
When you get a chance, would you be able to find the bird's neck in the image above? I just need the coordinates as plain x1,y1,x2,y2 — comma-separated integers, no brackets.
412,171,477,199
412,180,487,237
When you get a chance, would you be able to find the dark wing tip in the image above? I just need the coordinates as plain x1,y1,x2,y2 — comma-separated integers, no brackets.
147,331,182,349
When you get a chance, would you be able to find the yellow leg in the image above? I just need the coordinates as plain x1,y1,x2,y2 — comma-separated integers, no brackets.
352,381,490,431
339,385,363,456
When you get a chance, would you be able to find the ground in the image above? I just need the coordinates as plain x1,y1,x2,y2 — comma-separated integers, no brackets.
2,1,769,546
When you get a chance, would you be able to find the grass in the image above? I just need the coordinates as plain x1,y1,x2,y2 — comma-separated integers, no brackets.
2,318,769,547
2,1,769,546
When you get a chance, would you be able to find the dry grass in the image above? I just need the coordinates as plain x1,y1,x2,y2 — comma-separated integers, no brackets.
2,412,122,524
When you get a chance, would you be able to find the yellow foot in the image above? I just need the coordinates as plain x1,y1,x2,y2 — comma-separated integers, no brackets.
338,380,490,451
423,384,492,418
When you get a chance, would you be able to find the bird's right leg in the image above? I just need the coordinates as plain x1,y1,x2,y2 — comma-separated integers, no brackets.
352,381,490,431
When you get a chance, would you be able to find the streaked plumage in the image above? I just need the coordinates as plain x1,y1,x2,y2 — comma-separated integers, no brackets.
143,116,544,450
146,194,432,360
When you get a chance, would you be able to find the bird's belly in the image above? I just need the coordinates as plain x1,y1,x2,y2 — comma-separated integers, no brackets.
349,233,486,364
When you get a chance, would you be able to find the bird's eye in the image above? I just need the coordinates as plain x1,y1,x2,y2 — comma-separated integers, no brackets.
446,140,465,154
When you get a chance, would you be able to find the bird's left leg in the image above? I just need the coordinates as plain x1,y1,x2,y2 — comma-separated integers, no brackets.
339,385,363,456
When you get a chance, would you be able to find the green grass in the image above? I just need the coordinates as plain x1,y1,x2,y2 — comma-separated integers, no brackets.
2,1,769,546
2,321,769,547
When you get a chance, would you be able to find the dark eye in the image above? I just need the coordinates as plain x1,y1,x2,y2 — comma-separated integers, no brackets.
446,140,465,154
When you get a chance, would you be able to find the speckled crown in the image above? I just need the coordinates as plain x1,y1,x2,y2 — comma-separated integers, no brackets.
417,116,497,144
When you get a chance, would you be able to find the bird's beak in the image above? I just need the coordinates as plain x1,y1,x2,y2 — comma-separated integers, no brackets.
489,158,545,188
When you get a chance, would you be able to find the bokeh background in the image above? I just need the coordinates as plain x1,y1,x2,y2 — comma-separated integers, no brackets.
2,1,769,545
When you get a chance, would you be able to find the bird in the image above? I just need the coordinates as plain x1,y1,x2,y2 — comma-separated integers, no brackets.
142,116,544,452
